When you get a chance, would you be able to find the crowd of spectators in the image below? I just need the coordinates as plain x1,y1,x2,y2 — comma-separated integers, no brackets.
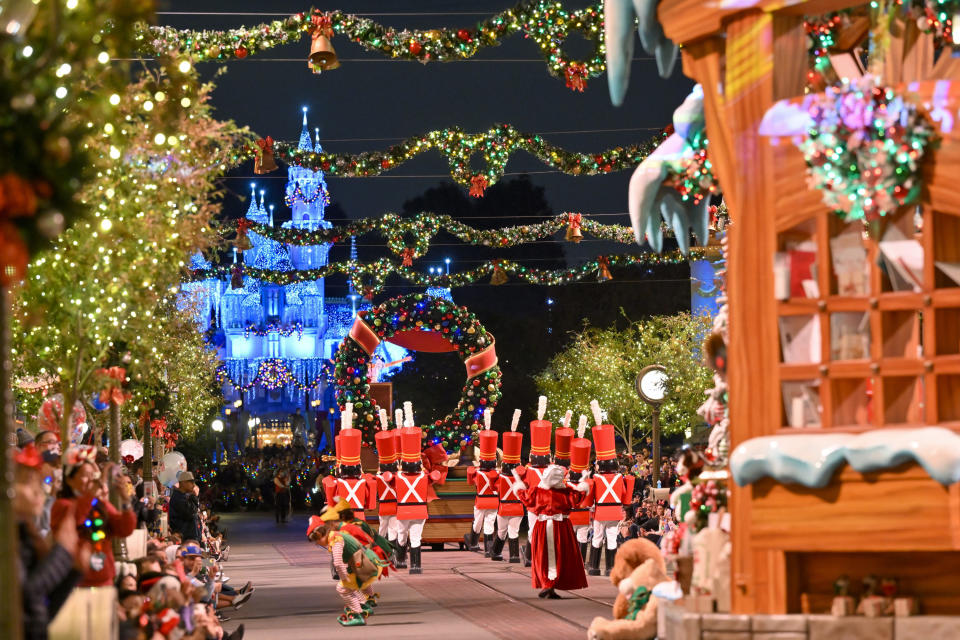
193,445,331,515
14,428,252,640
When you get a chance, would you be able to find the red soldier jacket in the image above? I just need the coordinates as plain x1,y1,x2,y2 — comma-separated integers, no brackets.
466,467,500,510
323,475,376,514
396,470,441,520
496,473,525,517
569,477,593,526
375,472,397,516
587,472,635,521
521,465,549,515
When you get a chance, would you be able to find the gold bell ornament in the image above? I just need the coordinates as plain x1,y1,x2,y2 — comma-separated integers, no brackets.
254,136,277,175
565,212,583,243
308,13,340,73
597,256,613,283
490,264,509,286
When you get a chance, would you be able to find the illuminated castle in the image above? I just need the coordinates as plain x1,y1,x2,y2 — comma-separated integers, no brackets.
181,108,407,446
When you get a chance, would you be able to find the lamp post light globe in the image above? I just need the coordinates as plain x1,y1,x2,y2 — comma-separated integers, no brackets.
211,419,224,433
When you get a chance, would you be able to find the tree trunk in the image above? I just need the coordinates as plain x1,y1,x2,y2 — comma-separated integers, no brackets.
627,417,634,454
0,283,24,639
143,422,153,488
109,400,120,463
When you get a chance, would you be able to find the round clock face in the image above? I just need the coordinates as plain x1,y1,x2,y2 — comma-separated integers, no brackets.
639,368,668,402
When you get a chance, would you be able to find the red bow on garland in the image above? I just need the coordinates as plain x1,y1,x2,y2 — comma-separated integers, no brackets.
469,175,488,198
597,256,613,282
565,63,587,92
567,212,582,230
310,13,333,37
95,366,129,406
401,247,415,267
255,136,274,155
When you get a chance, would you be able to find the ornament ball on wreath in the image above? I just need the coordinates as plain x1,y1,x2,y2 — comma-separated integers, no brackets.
333,293,502,452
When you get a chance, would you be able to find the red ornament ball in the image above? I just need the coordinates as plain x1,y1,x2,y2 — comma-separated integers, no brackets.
235,46,248,59
409,41,423,55
457,29,471,41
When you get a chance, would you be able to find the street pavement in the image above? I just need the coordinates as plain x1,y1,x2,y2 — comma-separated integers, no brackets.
218,513,619,640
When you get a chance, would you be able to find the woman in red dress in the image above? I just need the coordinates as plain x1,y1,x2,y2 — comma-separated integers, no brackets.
512,464,590,598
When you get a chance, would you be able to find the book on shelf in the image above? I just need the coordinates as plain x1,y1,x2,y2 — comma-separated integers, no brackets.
774,242,818,300
878,226,923,293
830,311,870,360
779,315,821,364
830,227,869,296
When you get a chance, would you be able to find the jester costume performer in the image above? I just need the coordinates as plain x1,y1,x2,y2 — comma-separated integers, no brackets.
307,500,393,627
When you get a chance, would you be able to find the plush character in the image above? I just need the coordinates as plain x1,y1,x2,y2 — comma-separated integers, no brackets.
587,538,670,640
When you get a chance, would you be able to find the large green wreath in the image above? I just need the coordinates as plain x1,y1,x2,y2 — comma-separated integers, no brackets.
334,293,502,450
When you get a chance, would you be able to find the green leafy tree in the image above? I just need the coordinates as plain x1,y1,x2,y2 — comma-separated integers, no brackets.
535,312,713,452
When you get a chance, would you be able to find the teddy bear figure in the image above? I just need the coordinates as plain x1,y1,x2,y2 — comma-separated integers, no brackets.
587,538,671,640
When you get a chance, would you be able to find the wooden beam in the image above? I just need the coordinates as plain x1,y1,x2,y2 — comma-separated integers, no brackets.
722,9,781,614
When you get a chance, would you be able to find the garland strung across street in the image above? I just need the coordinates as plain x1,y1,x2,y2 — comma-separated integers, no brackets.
138,1,605,91
188,249,716,299
247,125,667,193
334,294,502,448
234,208,730,264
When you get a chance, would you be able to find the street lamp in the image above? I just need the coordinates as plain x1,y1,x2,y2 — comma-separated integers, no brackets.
211,419,224,433
636,364,669,488
444,257,451,275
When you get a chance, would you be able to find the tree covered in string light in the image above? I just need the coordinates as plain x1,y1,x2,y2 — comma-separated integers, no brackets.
535,313,713,452
12,70,253,441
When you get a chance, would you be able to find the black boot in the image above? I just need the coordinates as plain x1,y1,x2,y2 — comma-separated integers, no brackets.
394,543,408,569
483,535,493,557
490,536,505,561
522,541,532,568
464,530,480,552
579,542,588,563
508,537,521,564
604,546,616,576
330,558,339,580
409,546,422,574
587,546,602,576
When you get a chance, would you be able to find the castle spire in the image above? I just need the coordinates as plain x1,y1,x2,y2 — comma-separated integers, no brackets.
258,189,267,219
298,106,313,152
314,127,323,153
246,183,259,218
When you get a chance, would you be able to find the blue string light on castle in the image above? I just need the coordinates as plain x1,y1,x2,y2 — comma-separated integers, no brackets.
181,107,409,447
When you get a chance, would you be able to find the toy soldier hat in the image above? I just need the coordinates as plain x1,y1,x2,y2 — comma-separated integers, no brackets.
501,431,522,463
375,430,397,463
334,434,342,465
592,423,616,461
554,427,574,460
399,426,423,462
339,429,362,466
529,419,552,456
570,438,592,471
477,430,498,461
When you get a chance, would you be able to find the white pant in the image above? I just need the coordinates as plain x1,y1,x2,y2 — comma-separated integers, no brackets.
473,508,497,535
378,515,397,541
526,511,537,537
592,520,618,549
574,524,590,544
497,515,523,540
396,519,425,548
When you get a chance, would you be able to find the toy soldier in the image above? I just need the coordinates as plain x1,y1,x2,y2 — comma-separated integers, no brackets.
465,410,500,555
492,409,524,563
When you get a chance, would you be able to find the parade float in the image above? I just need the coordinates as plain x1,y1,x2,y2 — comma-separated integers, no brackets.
335,293,500,546
606,0,960,636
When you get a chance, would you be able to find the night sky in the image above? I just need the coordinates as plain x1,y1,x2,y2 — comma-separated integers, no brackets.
158,1,697,415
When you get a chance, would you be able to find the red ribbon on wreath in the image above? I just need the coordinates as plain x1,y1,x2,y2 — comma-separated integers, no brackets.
256,136,274,155
96,366,129,406
254,137,277,174
567,212,582,231
565,63,587,92
469,175,488,198
401,247,415,267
